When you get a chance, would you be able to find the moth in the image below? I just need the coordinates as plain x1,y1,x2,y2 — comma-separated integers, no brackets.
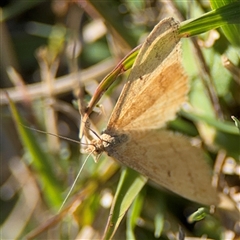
85,17,218,205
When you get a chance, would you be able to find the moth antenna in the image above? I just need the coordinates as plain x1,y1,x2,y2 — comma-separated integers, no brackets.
21,124,90,146
58,150,93,213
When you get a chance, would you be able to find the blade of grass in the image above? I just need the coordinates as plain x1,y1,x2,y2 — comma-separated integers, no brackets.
103,168,147,240
126,189,145,240
210,0,240,48
80,45,141,138
154,212,164,238
179,1,240,37
187,207,208,223
181,110,239,135
182,110,240,160
1,0,41,22
153,197,166,238
231,116,240,133
6,92,63,208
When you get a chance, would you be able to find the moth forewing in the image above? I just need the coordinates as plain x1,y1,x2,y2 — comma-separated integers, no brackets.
107,18,188,131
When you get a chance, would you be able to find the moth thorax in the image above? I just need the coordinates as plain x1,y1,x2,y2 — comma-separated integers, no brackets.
101,131,129,154
86,132,129,156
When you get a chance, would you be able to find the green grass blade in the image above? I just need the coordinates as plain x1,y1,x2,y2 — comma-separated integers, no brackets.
80,45,141,138
86,45,140,115
103,168,147,240
210,0,240,47
154,212,164,238
179,1,240,37
126,189,145,240
232,116,240,133
181,111,239,135
1,0,41,22
6,93,63,208
187,207,208,223
182,111,240,160
153,198,166,238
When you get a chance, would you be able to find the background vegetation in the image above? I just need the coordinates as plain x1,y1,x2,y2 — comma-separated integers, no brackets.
1,0,239,239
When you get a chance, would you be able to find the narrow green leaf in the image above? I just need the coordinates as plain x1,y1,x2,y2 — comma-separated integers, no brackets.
210,0,240,47
103,168,147,240
1,0,41,22
179,1,240,38
80,45,141,138
187,207,208,223
154,200,165,238
231,116,240,133
126,190,145,240
154,213,164,238
6,93,63,208
182,111,240,160
181,111,239,135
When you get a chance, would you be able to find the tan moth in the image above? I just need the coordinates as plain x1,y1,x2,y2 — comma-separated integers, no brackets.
85,17,218,205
